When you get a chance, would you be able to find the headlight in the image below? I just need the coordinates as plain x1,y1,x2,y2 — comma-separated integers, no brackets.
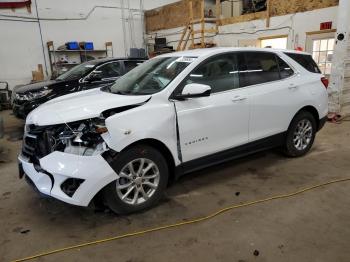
58,118,108,146
19,87,52,101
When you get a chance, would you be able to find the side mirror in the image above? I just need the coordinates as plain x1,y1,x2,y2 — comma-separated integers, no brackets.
175,83,211,100
87,70,102,82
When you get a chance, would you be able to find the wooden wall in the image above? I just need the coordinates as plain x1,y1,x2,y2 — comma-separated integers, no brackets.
146,0,339,32
145,0,202,33
270,0,338,16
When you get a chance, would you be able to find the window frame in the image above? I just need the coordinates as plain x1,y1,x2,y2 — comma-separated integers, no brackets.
122,60,145,73
238,51,283,87
170,52,242,98
238,51,296,88
284,52,321,74
96,61,123,80
170,51,296,99
275,53,295,80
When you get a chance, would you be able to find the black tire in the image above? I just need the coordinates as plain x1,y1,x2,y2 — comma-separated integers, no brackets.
103,144,169,215
284,111,317,157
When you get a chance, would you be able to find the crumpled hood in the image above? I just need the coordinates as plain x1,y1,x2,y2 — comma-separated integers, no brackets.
15,80,57,93
26,89,151,126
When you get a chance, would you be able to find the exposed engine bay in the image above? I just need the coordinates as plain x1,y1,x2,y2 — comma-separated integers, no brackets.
23,117,108,163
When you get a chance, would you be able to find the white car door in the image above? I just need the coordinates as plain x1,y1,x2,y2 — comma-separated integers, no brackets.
174,53,251,163
237,51,301,141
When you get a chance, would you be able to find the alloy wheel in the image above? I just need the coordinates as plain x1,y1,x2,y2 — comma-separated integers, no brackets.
293,119,313,151
116,158,160,205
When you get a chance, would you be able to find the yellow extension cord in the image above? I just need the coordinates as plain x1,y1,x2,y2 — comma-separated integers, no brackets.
12,177,350,262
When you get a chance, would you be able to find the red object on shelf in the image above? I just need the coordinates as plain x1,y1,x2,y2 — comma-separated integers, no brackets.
320,21,332,30
0,0,31,8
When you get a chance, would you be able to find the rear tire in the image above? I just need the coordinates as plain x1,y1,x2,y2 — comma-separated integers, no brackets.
284,111,317,157
103,145,169,215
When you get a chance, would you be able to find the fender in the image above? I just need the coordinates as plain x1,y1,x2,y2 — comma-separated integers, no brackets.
102,99,181,167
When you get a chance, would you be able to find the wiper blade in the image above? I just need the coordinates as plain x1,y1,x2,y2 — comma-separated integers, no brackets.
113,90,131,95
101,85,112,92
114,90,129,95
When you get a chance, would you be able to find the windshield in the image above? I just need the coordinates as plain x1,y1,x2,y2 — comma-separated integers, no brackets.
107,56,196,95
56,61,98,81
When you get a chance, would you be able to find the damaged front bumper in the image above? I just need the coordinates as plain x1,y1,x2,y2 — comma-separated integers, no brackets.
18,150,118,206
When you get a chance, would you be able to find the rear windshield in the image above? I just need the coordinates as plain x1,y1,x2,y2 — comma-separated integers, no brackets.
284,53,321,74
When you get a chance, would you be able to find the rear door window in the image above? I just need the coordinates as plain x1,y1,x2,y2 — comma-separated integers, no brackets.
238,52,280,87
284,52,321,73
276,56,294,79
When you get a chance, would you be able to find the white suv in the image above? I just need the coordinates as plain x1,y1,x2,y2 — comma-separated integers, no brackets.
19,48,328,214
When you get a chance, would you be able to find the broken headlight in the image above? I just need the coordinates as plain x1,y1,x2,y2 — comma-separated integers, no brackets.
58,118,108,156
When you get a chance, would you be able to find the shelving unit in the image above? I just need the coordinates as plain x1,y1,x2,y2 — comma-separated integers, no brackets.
47,41,113,78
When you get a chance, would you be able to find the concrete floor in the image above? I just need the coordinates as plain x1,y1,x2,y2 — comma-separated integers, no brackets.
1,109,350,262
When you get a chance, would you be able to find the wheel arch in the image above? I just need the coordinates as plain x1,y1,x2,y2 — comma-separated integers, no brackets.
91,138,177,209
124,138,177,185
293,105,320,130
107,138,177,185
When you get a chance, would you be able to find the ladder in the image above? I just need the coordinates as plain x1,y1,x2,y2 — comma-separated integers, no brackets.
176,0,219,51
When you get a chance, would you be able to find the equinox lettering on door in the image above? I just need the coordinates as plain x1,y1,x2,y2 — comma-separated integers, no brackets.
184,137,208,146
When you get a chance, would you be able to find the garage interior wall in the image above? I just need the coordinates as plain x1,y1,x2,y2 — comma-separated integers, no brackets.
148,6,338,52
0,0,173,90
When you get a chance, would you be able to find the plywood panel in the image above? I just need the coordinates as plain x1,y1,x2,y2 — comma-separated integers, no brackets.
145,0,202,32
219,11,267,26
270,0,338,16
146,0,339,32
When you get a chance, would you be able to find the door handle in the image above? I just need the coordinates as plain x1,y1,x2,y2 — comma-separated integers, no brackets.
232,96,247,102
288,83,298,90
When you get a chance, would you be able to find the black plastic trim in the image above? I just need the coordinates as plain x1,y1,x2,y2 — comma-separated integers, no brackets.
33,164,55,190
318,116,327,131
173,102,183,162
176,132,286,176
172,89,211,101
24,175,52,199
101,97,151,118
18,162,25,179
61,178,85,197
101,149,119,173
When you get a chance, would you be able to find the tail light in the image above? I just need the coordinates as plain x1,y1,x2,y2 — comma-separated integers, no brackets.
321,77,329,89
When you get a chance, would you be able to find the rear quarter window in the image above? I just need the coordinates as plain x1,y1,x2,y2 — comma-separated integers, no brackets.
284,52,321,74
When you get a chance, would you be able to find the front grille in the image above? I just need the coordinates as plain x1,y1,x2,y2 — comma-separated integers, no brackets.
22,125,55,163
13,98,27,106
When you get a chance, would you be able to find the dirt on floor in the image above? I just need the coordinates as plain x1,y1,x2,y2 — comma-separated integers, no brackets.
1,109,350,262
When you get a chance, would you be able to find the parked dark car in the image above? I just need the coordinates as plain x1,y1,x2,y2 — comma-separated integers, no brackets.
12,57,146,118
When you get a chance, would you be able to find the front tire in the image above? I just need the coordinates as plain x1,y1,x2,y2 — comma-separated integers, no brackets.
103,145,169,214
284,111,317,157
